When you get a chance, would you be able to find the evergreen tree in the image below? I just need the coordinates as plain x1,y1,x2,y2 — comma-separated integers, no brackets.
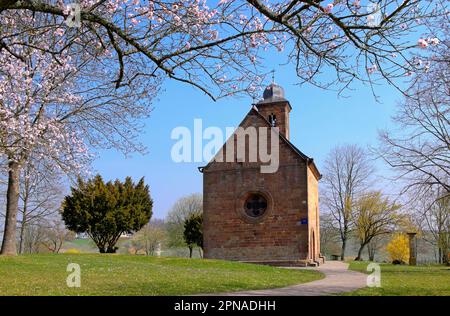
62,175,153,253
183,213,203,258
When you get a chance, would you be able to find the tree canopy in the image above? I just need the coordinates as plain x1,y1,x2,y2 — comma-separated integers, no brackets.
183,212,203,258
0,0,446,99
353,191,402,260
62,175,153,253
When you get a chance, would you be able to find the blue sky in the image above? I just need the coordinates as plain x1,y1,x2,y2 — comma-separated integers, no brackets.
92,57,404,219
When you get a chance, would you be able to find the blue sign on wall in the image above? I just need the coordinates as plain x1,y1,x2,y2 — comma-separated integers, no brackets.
299,218,308,225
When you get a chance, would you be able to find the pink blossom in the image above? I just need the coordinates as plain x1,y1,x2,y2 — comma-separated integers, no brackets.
417,38,428,49
367,65,377,74
429,38,439,46
323,4,334,14
54,28,65,36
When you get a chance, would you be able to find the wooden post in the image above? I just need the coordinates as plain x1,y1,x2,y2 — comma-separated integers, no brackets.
407,232,417,266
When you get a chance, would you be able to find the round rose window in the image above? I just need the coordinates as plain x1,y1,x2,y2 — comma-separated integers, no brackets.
244,193,268,218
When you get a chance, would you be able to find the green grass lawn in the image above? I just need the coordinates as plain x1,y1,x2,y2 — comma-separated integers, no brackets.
345,261,450,296
0,254,323,296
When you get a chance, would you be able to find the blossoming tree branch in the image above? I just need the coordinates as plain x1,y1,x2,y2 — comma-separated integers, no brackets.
1,0,444,96
0,0,446,255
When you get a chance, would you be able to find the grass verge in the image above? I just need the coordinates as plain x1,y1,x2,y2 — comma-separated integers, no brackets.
0,254,323,295
344,261,450,296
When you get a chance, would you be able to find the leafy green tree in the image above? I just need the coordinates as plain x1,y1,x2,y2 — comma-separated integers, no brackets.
166,194,202,247
62,175,153,253
183,213,203,258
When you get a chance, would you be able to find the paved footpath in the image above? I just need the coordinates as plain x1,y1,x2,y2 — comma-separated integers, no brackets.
219,261,367,296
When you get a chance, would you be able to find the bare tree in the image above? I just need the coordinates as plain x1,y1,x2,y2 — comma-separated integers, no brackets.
41,217,74,253
17,160,63,254
378,22,449,199
131,220,167,256
19,216,74,254
414,188,449,264
21,220,47,254
322,144,375,260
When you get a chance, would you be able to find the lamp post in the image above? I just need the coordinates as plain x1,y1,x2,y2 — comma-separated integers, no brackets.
407,232,417,266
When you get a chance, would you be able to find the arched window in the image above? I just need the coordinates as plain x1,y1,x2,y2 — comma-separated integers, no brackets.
268,113,277,127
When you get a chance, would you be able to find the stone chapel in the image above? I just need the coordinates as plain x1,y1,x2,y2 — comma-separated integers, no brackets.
199,83,324,266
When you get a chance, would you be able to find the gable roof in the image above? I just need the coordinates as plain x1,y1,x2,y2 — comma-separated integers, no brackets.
199,107,321,180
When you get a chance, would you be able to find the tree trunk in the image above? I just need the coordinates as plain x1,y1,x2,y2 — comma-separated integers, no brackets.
1,161,21,255
106,246,117,253
368,247,375,261
355,244,365,261
19,180,29,255
19,216,26,255
340,239,346,261
188,246,193,258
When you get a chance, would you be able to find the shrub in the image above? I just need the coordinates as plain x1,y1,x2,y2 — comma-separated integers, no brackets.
386,233,410,264
64,248,81,254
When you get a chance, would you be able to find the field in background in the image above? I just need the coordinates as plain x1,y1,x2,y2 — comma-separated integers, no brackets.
63,238,203,258
65,236,442,264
